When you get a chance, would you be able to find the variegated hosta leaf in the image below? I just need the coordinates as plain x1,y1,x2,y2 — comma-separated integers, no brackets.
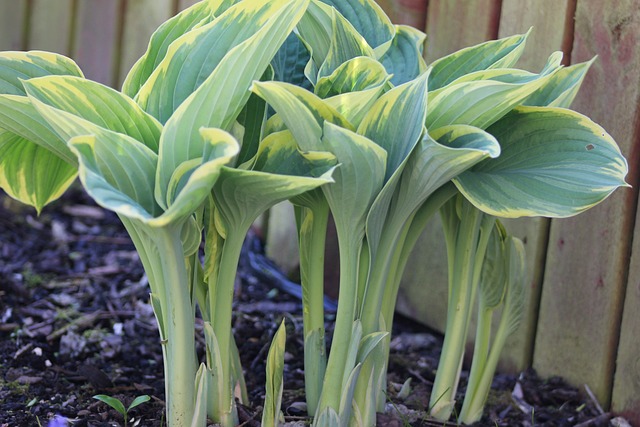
319,122,386,238
454,106,629,218
0,51,83,96
523,57,595,108
324,84,387,128
428,29,531,91
504,236,526,335
213,130,336,232
316,9,375,81
136,0,302,123
383,126,500,240
380,24,428,86
23,76,162,152
319,0,394,57
315,56,389,98
297,0,334,75
358,71,429,181
121,0,217,98
478,224,507,310
426,69,550,130
262,320,286,427
272,32,313,90
68,133,161,222
251,80,354,150
155,0,308,209
236,66,274,165
0,130,76,213
0,94,75,164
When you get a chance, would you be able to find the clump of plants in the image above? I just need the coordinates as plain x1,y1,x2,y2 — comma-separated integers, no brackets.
0,0,628,426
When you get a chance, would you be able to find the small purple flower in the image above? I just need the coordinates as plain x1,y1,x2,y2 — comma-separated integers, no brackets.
47,414,69,427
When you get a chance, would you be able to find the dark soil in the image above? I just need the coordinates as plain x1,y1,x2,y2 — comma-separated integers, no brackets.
0,187,631,426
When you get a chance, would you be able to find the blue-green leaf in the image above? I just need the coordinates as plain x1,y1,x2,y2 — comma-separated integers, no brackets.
380,25,427,86
0,51,83,96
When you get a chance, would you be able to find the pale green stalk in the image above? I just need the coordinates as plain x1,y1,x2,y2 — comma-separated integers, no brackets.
208,228,246,427
296,201,330,415
429,197,495,421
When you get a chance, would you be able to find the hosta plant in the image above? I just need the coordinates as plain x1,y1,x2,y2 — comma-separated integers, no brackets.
0,0,629,426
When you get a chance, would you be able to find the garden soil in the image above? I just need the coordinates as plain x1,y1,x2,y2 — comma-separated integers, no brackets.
0,187,634,427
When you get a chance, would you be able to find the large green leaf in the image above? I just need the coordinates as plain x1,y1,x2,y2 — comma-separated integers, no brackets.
426,71,549,130
0,94,75,164
324,83,387,128
213,130,336,232
135,0,302,123
428,30,531,91
380,25,427,86
0,51,83,96
297,0,334,73
523,57,594,108
251,80,354,150
155,0,308,209
122,0,220,98
358,71,429,181
318,0,394,56
315,56,389,98
316,8,375,81
455,106,629,218
24,76,162,151
271,32,313,90
0,130,76,213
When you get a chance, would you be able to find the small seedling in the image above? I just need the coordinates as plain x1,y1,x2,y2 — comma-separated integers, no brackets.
93,394,150,427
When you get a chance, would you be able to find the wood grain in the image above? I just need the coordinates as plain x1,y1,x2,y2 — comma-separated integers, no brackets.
424,0,501,63
28,0,74,55
533,0,640,408
118,0,174,88
72,0,124,87
0,1,28,51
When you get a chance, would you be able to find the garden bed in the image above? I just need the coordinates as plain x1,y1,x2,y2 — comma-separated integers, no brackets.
0,188,625,426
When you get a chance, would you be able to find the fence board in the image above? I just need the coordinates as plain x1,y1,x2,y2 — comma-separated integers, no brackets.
0,1,27,51
178,0,201,10
394,0,427,29
533,0,640,408
28,0,74,55
118,0,174,88
614,197,640,414
72,0,124,87
424,0,500,63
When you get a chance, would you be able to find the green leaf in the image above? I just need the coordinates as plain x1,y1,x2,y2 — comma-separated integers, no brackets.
523,57,595,108
426,72,548,130
380,25,427,86
251,80,354,151
93,395,126,417
319,122,386,238
0,94,75,164
317,8,375,81
319,0,394,56
428,29,531,91
136,0,303,123
324,83,387,127
455,106,629,218
0,51,83,96
127,395,151,412
356,331,388,365
478,224,507,309
315,56,389,98
68,133,161,222
262,320,286,427
315,407,341,426
191,364,209,427
213,131,336,233
297,0,334,74
358,71,429,181
155,0,309,207
23,76,162,152
272,32,313,90
0,130,76,213
122,0,218,98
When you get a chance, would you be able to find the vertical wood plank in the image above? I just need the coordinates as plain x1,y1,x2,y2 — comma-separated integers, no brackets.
394,0,427,29
72,0,123,87
424,0,501,63
613,198,640,414
118,0,174,88
494,0,573,372
178,0,200,11
28,0,74,55
533,0,640,408
375,0,395,21
0,1,28,51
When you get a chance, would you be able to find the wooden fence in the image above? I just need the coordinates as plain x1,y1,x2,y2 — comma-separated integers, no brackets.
0,0,638,414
